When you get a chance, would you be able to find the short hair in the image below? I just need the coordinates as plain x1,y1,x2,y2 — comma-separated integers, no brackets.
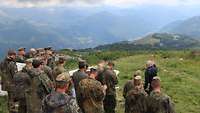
90,68,97,74
108,61,115,67
79,61,87,69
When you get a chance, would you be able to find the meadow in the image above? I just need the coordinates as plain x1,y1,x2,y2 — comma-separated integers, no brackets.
0,51,200,113
114,51,200,113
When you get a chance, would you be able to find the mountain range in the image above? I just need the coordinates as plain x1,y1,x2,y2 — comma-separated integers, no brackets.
1,6,200,55
93,33,200,51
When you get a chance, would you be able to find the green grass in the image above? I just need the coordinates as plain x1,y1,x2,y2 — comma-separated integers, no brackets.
114,53,200,113
1,51,200,113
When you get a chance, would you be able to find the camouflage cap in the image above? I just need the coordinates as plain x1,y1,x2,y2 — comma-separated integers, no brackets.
18,47,26,51
56,72,71,83
153,76,161,81
25,58,34,63
134,70,142,76
134,75,142,80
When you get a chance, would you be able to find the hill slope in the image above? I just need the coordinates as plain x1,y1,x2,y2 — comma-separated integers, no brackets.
161,16,200,39
93,33,200,51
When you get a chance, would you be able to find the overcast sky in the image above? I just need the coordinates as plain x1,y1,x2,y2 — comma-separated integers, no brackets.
1,0,200,8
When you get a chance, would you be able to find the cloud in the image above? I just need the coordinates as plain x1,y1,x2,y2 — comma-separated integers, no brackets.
1,0,200,8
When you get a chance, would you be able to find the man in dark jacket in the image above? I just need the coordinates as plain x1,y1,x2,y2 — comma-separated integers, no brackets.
144,60,158,94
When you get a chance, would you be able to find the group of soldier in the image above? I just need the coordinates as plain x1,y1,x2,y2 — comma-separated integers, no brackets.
0,47,175,113
123,60,175,113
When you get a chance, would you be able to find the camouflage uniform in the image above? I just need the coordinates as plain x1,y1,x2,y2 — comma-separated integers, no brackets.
72,70,87,110
26,68,54,113
16,56,26,63
47,56,56,70
123,80,134,98
148,91,175,113
0,57,17,113
42,91,82,113
53,65,68,81
79,78,105,113
125,88,148,113
13,68,31,113
43,65,54,83
103,69,118,113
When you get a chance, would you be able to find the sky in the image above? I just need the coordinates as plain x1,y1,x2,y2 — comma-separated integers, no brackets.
1,0,200,8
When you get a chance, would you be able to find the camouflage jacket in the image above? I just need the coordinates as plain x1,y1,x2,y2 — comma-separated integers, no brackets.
103,69,118,96
53,65,68,81
13,70,31,100
26,68,54,113
43,65,54,82
123,80,134,98
0,57,17,91
125,88,148,113
148,91,175,113
79,78,105,113
42,91,82,113
16,56,26,63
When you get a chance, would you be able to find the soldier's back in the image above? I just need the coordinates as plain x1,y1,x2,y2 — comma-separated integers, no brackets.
79,78,105,113
27,68,53,113
125,89,148,113
148,91,175,113
123,80,134,98
43,91,82,113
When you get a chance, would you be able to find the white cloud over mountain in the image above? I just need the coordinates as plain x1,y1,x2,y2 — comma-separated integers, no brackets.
1,0,200,8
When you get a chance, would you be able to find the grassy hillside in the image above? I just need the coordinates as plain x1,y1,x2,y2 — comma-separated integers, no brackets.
114,52,200,113
0,51,200,113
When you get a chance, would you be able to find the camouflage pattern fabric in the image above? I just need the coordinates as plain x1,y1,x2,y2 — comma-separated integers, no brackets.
79,78,105,113
125,89,148,113
42,91,82,113
0,57,17,113
148,91,175,113
123,80,134,98
26,68,54,113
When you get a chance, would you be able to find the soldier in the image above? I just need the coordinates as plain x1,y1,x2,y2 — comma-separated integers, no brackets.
42,72,82,113
79,68,107,113
125,75,148,113
96,60,107,85
53,56,74,95
53,57,68,81
40,57,54,83
26,59,54,113
103,61,118,113
0,50,18,113
13,59,32,113
72,61,88,110
16,47,26,63
123,70,142,98
144,60,158,94
25,48,37,59
148,77,175,113
46,47,56,70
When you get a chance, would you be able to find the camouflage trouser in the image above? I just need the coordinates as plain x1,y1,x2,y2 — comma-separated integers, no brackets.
103,95,117,113
8,92,18,113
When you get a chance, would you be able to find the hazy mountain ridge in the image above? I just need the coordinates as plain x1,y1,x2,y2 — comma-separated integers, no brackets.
161,16,200,39
1,6,200,55
93,33,200,51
